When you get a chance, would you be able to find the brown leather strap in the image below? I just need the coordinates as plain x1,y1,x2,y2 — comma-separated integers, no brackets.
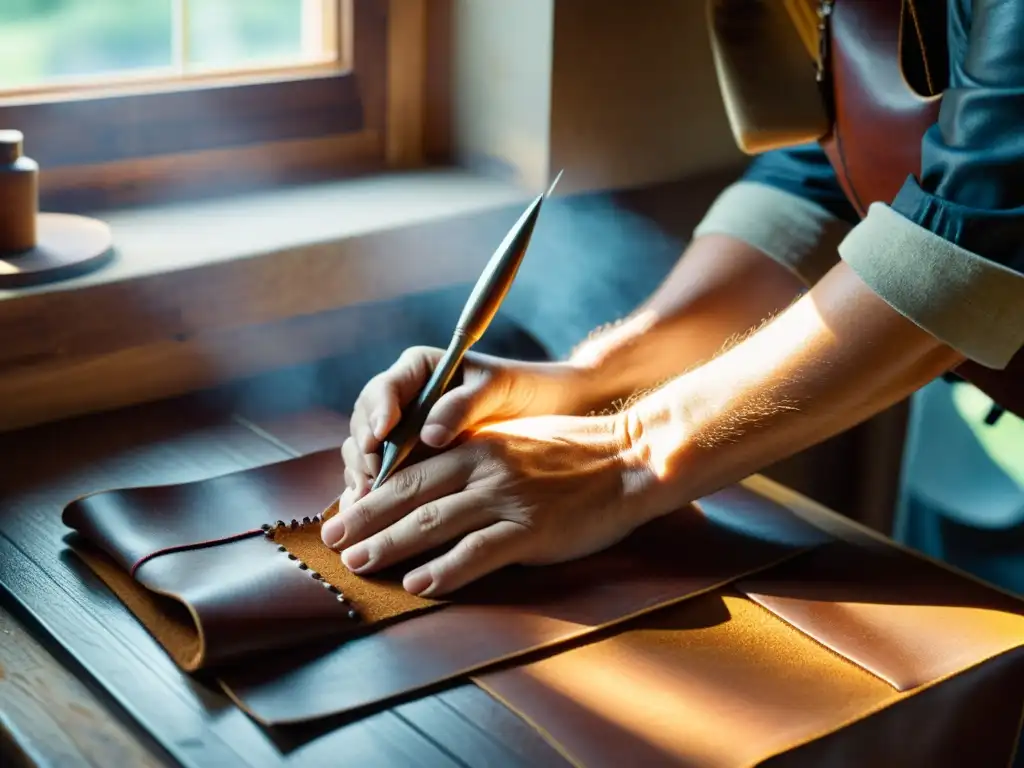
819,0,940,217
820,0,1024,417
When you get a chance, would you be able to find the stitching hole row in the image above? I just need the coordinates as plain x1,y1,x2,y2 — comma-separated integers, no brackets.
260,518,361,622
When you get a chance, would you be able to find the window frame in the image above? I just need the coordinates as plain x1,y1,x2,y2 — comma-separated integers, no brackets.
0,0,394,211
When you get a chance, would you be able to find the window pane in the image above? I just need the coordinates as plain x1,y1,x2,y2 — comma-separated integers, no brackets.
0,0,173,90
186,0,331,72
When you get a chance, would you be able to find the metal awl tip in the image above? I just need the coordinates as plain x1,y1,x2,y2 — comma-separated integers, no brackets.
544,170,564,199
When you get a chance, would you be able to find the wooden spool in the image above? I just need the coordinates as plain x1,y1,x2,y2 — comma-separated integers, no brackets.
0,130,113,289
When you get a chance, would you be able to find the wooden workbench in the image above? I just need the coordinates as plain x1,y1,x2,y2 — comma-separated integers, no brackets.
0,390,568,768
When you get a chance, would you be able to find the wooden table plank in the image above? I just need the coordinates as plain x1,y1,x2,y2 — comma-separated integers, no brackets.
0,601,169,768
0,535,250,768
437,685,569,767
0,392,565,767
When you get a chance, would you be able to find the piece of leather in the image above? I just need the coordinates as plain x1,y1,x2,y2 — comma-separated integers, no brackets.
478,539,1024,767
63,450,343,574
819,0,1024,417
222,495,827,724
738,539,1024,691
74,537,358,671
268,512,440,623
478,589,896,768
762,648,1024,768
818,1,940,218
63,449,831,724
64,450,377,671
64,446,1024,763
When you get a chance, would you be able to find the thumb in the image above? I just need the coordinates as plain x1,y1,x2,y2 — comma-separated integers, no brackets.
421,379,502,447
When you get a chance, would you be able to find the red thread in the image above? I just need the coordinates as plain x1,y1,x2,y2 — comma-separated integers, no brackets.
130,528,265,577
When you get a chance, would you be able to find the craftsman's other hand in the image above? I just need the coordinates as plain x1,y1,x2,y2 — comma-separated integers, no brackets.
341,346,583,505
325,412,662,597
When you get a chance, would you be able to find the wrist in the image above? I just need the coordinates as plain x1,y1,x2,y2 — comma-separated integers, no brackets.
566,315,657,407
521,358,615,417
614,375,725,518
608,396,692,525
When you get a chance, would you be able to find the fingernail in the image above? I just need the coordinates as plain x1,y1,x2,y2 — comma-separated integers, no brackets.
322,519,345,549
403,569,433,596
372,413,388,440
342,544,370,571
421,424,455,447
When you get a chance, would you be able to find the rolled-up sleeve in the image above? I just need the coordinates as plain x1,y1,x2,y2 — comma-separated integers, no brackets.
693,144,859,287
838,0,1024,369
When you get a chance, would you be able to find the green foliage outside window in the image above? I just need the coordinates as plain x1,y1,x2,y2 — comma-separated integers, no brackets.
0,0,310,90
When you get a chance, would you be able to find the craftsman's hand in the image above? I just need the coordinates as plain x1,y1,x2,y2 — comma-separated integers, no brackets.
324,412,662,596
340,346,587,506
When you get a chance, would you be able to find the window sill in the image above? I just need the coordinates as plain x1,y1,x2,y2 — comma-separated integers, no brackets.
0,168,532,432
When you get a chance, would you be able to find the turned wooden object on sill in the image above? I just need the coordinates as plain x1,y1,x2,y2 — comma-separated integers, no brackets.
0,129,113,289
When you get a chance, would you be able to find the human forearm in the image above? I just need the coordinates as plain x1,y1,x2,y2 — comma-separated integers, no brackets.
623,260,963,516
568,233,806,412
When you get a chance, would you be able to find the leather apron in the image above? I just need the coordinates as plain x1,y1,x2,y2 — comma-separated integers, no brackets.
819,0,1024,419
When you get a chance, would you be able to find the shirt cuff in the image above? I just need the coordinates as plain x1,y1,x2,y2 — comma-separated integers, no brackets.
839,203,1024,369
692,181,849,287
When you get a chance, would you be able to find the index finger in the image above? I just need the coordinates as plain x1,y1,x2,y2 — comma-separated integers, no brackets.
351,349,438,450
402,521,528,597
321,447,474,550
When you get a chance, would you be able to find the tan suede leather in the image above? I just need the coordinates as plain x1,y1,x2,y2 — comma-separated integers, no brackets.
477,482,1024,767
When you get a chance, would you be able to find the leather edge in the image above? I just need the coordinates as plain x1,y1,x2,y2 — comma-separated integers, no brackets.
755,647,1024,766
741,472,1024,602
72,543,207,672
226,545,817,725
471,678,587,768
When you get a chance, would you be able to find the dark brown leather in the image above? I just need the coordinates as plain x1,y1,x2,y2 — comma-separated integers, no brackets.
63,448,829,725
64,448,1024,761
478,483,1024,767
818,1,940,218
64,450,365,671
821,0,1024,417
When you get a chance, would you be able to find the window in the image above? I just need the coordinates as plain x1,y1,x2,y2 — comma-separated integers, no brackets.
0,1,340,94
0,0,400,210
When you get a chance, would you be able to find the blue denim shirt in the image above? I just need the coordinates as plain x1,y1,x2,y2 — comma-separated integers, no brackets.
744,0,1024,279
695,0,1024,371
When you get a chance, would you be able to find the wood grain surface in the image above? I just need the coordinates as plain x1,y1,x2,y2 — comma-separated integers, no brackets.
0,602,170,768
0,390,567,768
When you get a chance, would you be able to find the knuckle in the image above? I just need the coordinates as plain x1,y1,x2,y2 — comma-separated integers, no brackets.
415,503,443,534
389,468,423,501
363,374,390,402
374,530,395,556
459,531,491,561
346,502,375,532
408,345,436,359
341,436,357,460
398,347,425,368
